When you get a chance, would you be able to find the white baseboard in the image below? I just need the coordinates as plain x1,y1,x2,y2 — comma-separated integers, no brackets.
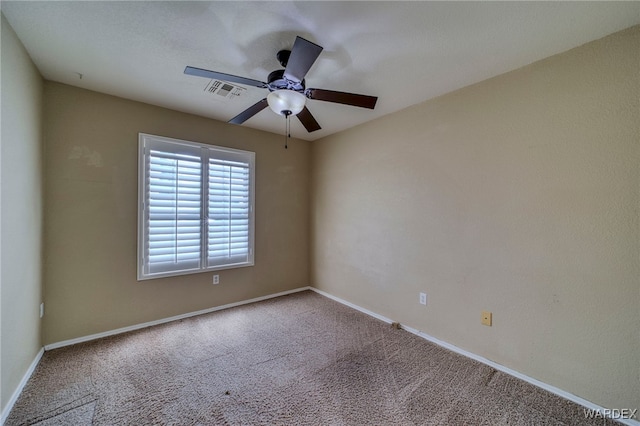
45,286,311,350
311,287,393,325
1,347,44,426
309,287,639,426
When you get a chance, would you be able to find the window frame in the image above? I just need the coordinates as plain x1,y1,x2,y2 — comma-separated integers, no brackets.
137,133,255,281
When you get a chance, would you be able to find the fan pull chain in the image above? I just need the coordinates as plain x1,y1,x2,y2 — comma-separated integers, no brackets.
283,110,292,149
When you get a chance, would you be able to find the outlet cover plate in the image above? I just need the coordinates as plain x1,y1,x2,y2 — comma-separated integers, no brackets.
419,292,427,306
481,311,492,326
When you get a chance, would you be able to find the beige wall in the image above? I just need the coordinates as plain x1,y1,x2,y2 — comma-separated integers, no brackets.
42,82,310,345
0,14,44,413
311,26,639,410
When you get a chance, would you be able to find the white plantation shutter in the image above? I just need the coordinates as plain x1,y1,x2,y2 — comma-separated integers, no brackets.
146,149,202,275
207,158,251,267
138,134,254,280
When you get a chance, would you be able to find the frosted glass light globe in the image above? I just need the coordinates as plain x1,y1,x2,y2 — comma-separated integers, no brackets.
267,90,306,116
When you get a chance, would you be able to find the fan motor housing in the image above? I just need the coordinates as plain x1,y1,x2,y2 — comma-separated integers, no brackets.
267,69,305,92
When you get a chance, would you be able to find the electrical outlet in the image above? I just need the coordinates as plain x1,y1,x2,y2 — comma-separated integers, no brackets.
39,303,44,318
481,311,492,326
419,292,427,306
213,275,219,285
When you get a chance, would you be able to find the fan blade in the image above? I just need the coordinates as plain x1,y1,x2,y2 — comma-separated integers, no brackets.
184,66,267,88
306,88,378,109
283,37,323,83
229,98,268,124
297,106,321,132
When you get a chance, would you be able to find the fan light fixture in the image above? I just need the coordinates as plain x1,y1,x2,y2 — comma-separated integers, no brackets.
185,36,378,136
267,89,306,116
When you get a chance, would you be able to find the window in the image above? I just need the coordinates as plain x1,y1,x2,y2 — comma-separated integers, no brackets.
138,133,255,280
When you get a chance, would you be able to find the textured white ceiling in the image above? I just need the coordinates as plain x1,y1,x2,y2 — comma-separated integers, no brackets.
2,1,639,141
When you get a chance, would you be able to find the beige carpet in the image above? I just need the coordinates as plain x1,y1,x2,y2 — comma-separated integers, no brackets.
7,291,616,425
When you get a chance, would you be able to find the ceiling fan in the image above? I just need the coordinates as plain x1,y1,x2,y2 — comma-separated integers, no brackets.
184,36,378,133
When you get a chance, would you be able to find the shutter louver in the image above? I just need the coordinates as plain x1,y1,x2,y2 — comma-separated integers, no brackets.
146,150,202,274
207,158,250,267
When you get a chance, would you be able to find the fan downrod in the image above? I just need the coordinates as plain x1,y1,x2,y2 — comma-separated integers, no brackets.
276,50,291,67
